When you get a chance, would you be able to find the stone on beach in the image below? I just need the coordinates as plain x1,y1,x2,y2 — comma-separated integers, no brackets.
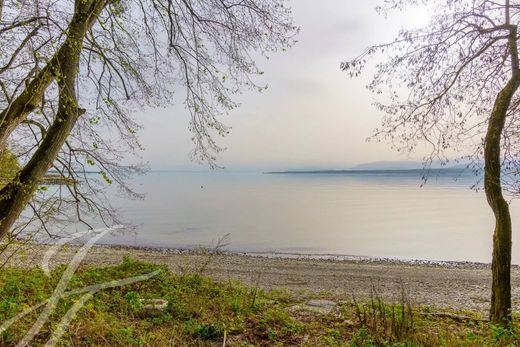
289,299,338,314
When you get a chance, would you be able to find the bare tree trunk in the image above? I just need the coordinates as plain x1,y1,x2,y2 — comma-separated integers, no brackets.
486,75,520,325
0,0,107,239
485,2,520,325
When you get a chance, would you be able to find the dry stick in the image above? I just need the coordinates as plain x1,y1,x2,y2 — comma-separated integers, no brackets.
420,312,488,323
222,329,227,347
250,272,261,308
197,233,231,274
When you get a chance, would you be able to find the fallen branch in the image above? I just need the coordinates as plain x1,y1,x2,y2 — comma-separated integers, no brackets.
421,312,488,323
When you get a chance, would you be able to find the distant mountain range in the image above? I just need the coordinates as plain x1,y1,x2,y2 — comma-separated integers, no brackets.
266,160,475,174
350,160,474,171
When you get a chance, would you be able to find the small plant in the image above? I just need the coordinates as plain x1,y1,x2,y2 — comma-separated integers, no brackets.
193,323,224,340
124,291,143,312
352,283,414,345
490,323,520,343
350,326,375,347
322,328,347,347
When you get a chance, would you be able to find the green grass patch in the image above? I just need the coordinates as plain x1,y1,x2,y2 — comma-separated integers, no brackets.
0,257,519,346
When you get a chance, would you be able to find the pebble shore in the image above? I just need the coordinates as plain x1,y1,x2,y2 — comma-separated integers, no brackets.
3,243,519,315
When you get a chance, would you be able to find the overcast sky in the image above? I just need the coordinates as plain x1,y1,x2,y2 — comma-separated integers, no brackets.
137,0,430,171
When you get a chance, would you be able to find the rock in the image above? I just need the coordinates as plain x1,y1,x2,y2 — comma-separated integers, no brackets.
288,299,338,314
287,304,304,313
140,299,168,312
305,299,337,314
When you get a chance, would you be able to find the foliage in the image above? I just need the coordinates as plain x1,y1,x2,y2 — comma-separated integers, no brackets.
0,149,19,185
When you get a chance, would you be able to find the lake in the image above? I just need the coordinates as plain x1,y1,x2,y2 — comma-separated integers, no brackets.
80,169,520,264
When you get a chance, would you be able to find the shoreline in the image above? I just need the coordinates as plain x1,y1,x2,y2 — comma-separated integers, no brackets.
3,242,518,314
38,241,496,270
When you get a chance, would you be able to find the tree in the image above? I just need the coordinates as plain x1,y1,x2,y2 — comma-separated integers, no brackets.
343,0,520,324
0,1,296,242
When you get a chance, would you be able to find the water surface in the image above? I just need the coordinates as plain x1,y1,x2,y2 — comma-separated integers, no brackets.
90,170,520,264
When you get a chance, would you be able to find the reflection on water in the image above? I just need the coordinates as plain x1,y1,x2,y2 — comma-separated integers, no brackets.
81,170,519,263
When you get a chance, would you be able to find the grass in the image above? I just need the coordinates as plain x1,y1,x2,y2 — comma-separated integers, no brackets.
0,257,519,346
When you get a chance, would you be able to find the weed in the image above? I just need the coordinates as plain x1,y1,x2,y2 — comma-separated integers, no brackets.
353,284,414,345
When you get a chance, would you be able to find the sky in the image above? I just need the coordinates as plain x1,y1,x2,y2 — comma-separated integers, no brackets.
137,0,430,171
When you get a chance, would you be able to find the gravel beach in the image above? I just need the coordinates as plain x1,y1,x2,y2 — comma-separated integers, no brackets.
3,243,520,315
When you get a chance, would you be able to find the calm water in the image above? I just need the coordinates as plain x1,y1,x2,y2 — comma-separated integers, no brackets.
92,170,520,264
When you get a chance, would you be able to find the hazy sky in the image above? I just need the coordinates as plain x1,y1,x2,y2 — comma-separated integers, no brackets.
138,0,430,171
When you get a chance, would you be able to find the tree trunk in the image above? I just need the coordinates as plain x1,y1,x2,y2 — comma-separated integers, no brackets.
0,0,106,161
0,0,107,240
486,74,520,325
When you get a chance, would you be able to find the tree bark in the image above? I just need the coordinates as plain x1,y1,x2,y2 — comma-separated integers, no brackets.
486,3,520,325
486,72,520,325
0,0,108,240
